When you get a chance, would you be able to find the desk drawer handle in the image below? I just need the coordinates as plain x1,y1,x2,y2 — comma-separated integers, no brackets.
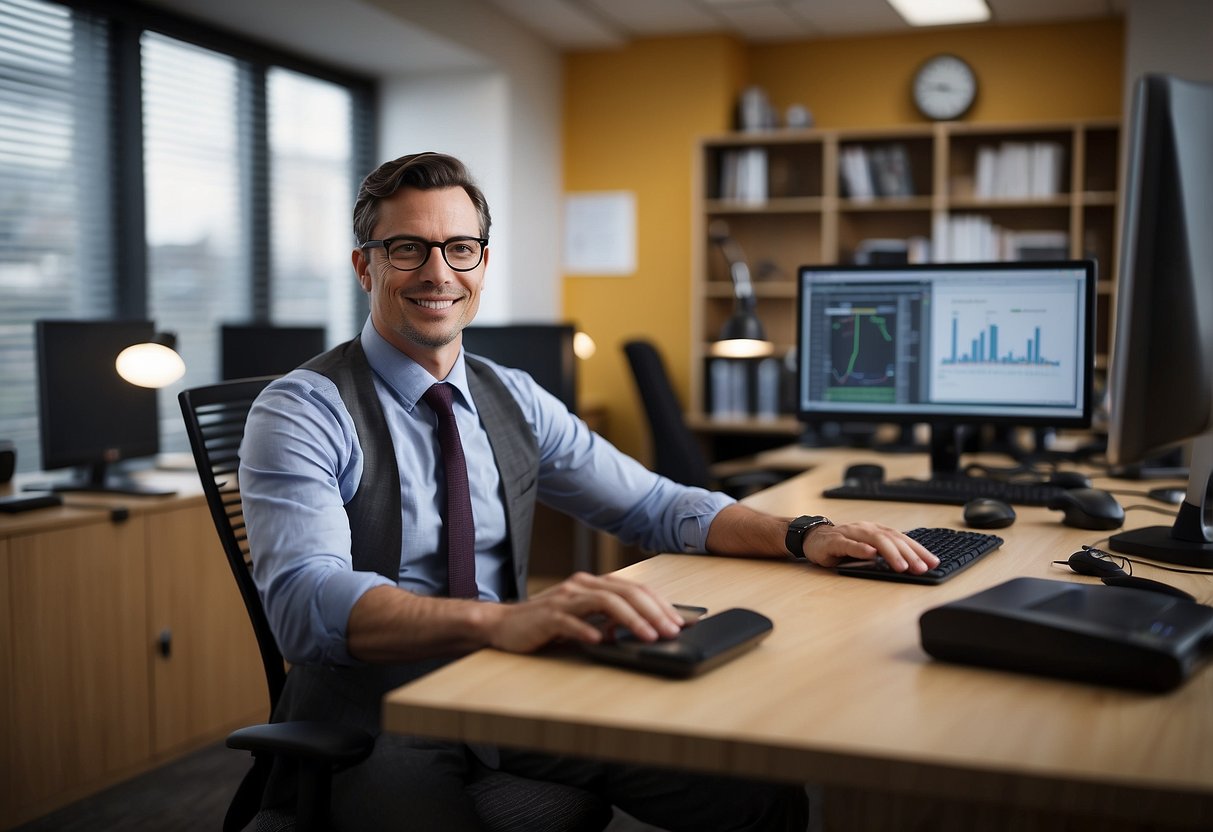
157,628,172,659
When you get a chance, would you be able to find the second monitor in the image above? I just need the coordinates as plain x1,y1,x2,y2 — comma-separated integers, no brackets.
796,261,1097,475
221,324,327,380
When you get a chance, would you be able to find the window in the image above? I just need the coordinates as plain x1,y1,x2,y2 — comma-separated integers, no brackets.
0,0,374,473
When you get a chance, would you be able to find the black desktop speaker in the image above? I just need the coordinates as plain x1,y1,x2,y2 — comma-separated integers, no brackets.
0,440,13,484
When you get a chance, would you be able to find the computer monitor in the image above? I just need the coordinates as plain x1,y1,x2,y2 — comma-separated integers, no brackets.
220,323,326,380
461,324,578,413
796,260,1096,475
1106,74,1213,567
34,319,170,495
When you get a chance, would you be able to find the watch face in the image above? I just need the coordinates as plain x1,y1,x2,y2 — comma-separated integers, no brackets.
913,54,977,121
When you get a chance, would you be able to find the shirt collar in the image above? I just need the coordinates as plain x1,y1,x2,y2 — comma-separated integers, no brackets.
359,317,473,412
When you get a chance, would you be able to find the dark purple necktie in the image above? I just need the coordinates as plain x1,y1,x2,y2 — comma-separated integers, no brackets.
422,383,477,599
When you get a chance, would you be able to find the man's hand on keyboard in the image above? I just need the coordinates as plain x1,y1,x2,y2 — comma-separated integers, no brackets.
804,522,939,574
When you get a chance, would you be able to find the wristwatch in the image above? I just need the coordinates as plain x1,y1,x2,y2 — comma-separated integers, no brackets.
785,515,834,559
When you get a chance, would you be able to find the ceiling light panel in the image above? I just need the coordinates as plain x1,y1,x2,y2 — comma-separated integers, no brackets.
886,0,991,26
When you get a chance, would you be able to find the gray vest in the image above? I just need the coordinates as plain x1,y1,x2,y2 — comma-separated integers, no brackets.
269,337,540,736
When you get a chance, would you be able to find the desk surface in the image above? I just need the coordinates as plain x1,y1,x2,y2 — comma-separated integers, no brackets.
384,449,1213,827
0,464,205,537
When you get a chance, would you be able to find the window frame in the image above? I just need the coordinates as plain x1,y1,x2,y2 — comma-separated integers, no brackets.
66,0,377,321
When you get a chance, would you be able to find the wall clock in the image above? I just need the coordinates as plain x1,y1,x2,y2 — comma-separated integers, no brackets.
912,54,977,121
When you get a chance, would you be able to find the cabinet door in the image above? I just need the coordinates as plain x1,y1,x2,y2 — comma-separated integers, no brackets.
5,518,151,815
147,504,267,754
1,538,12,820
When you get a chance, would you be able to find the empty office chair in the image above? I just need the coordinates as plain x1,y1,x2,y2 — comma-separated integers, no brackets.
622,339,790,497
179,377,611,832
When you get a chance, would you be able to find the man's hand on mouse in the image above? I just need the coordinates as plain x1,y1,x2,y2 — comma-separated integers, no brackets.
484,572,684,654
802,521,939,573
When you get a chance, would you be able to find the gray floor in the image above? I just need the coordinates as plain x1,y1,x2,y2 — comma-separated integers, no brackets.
12,741,811,832
11,741,668,832
13,742,247,832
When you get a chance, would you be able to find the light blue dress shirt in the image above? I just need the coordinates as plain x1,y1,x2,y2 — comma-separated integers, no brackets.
239,319,734,665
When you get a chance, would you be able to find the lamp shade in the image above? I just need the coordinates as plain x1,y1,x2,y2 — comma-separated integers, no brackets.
712,310,774,358
709,219,774,359
115,332,185,388
573,330,597,359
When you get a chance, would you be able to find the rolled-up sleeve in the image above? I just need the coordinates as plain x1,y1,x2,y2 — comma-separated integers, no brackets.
239,373,393,666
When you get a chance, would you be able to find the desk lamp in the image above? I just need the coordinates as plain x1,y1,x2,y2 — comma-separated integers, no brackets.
709,221,773,358
115,331,185,388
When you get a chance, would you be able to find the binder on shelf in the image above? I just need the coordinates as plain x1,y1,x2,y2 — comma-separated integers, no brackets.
719,148,769,202
840,143,914,199
973,140,1066,199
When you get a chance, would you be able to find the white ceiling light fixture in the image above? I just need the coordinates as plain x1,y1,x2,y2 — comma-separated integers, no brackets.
886,0,991,27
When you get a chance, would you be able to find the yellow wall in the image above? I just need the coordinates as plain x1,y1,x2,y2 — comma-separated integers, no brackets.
563,20,1123,462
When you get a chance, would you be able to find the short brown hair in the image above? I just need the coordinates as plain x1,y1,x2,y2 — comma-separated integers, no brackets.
352,152,491,244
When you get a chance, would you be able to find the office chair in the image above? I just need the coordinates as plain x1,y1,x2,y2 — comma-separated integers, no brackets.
179,377,612,832
622,339,790,497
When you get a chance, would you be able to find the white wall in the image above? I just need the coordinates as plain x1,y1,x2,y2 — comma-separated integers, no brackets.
370,0,565,324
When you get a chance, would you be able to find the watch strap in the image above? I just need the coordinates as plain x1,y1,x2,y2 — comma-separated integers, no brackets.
785,515,833,559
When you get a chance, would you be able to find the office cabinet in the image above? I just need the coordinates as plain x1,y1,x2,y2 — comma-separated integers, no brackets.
4,516,152,820
147,504,266,756
694,120,1120,427
1,494,265,828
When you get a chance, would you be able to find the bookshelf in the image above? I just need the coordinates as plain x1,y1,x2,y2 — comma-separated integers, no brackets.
693,119,1120,430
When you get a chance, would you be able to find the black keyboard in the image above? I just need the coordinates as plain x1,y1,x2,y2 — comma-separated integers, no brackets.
0,492,63,513
835,527,1004,585
824,475,1067,507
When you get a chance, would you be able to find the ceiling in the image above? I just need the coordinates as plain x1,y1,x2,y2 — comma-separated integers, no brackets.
142,0,1125,79
482,0,1125,49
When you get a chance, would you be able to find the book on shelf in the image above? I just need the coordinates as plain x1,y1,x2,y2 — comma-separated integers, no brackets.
708,357,783,420
839,142,914,199
934,214,1069,262
973,140,1066,199
718,148,768,202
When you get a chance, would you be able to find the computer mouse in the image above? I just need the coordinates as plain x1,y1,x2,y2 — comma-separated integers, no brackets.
1047,470,1092,489
1046,487,1125,530
1066,548,1126,578
962,497,1016,529
842,462,884,484
1147,486,1186,505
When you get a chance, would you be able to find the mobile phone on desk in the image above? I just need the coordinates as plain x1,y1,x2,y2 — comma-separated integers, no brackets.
581,607,773,679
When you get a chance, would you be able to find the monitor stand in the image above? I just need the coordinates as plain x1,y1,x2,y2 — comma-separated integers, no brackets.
927,423,970,478
1109,434,1213,569
25,461,177,497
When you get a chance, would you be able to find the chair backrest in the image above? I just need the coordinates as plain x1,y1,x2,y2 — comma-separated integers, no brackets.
178,376,285,712
622,339,714,489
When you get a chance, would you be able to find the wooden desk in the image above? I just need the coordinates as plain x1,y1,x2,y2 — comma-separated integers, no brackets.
384,450,1212,830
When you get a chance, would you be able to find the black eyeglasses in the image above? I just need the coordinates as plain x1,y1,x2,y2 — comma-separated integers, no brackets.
360,235,488,272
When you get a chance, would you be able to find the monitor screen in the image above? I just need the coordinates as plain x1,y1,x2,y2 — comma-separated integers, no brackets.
34,319,165,494
220,324,326,380
1106,74,1213,567
796,261,1096,472
461,324,577,413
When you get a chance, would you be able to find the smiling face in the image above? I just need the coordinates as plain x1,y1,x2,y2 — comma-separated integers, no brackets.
352,185,489,378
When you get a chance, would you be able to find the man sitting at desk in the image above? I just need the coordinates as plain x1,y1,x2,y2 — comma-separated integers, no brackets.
240,151,936,830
